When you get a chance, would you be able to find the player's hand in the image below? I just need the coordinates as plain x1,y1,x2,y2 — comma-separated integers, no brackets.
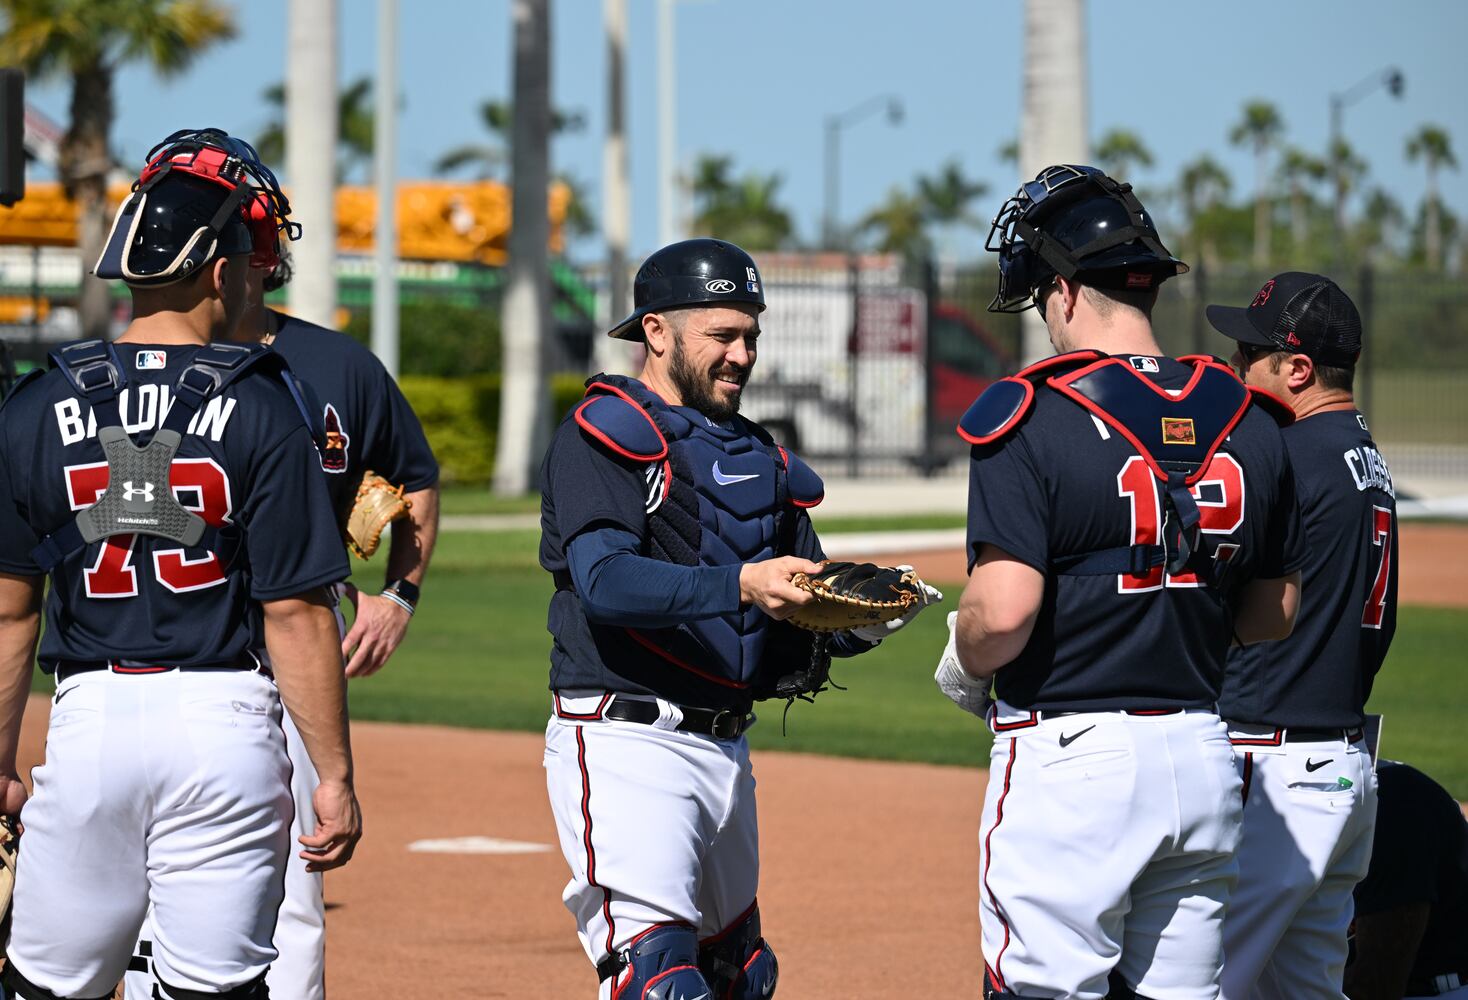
739,556,824,621
850,565,943,643
299,778,362,872
341,585,412,679
0,774,26,828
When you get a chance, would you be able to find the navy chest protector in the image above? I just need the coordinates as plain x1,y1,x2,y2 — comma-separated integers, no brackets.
573,374,825,694
958,351,1293,583
29,339,317,574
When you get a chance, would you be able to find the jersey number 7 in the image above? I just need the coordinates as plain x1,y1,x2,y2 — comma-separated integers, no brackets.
1362,505,1393,629
64,460,234,599
1117,453,1244,593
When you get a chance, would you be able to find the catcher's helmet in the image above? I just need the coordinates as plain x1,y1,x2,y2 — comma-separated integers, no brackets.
608,238,766,340
96,127,300,286
985,164,1188,313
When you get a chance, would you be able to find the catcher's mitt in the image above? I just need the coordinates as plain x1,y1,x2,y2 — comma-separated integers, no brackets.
786,561,925,633
0,815,17,937
346,471,412,560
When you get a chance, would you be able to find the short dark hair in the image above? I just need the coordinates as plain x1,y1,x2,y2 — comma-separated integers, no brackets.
1080,283,1159,321
1264,351,1355,391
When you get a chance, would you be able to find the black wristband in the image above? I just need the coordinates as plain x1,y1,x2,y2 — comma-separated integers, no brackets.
383,578,420,606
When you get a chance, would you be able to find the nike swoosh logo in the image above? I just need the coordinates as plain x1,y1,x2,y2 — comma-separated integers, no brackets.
54,685,76,705
1058,725,1095,748
712,462,759,486
1305,758,1333,772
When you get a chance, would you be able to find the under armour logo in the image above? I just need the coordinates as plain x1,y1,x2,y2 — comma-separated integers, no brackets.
122,481,155,503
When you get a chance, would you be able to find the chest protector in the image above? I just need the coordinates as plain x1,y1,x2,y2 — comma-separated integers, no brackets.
959,351,1293,584
28,338,318,575
573,374,824,691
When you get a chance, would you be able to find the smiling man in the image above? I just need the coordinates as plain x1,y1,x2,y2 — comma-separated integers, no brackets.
537,238,935,999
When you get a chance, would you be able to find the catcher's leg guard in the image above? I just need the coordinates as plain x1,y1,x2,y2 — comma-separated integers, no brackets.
153,971,268,1000
598,923,711,1000
0,961,109,1000
698,903,778,1000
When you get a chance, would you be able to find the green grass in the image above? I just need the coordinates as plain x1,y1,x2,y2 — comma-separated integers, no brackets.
31,530,1468,796
437,487,541,517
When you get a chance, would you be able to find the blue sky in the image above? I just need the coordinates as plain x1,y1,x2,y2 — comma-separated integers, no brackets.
23,0,1468,261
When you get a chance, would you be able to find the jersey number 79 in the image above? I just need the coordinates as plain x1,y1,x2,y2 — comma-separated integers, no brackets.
64,460,234,599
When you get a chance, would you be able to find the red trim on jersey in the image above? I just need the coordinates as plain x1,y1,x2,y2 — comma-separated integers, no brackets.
1229,728,1285,748
554,692,612,721
624,629,750,690
982,738,1019,992
574,382,670,462
1048,358,1252,487
701,898,758,944
991,710,1038,733
575,727,616,956
1240,752,1254,807
1126,708,1183,716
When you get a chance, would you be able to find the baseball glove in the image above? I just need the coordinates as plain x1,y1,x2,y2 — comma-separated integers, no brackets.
346,471,412,560
786,561,926,633
0,815,17,936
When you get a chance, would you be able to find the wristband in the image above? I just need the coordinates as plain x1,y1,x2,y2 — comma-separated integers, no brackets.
381,579,420,616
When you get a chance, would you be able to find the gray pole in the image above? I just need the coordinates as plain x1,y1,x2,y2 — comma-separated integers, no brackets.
493,0,552,496
598,0,631,374
287,0,339,329
657,0,676,246
372,0,399,379
823,117,838,249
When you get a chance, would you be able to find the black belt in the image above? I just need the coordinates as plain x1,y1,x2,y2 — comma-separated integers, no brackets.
1042,708,1187,720
1285,727,1364,743
53,653,265,684
603,698,752,740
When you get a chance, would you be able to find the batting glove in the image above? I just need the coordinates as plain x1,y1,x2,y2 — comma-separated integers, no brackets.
934,611,993,719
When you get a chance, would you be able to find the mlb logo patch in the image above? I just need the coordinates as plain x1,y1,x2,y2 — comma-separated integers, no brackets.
1128,356,1160,373
747,282,760,293
1162,417,1196,445
1125,272,1154,289
136,350,166,370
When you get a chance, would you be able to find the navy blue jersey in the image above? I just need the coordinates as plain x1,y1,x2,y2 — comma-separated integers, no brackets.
1221,410,1396,728
1353,761,1468,983
966,355,1306,711
540,407,829,709
269,311,438,525
0,343,349,669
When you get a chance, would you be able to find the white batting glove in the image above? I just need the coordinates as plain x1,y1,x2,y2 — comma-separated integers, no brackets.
934,611,993,719
849,566,943,644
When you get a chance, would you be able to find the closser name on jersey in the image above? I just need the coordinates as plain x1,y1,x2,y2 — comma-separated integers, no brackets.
53,386,237,446
1346,444,1394,496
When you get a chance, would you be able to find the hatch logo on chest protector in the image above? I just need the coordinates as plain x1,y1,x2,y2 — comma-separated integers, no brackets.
321,403,350,473
711,462,758,486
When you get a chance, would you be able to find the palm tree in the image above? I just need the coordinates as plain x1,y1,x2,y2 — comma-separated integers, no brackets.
996,138,1019,167
1358,187,1404,264
860,187,928,258
1278,147,1327,252
1329,137,1368,255
0,0,237,338
1405,125,1458,271
432,99,585,180
1178,155,1232,270
1229,100,1284,268
688,155,793,251
255,76,376,183
916,160,986,261
1094,128,1154,181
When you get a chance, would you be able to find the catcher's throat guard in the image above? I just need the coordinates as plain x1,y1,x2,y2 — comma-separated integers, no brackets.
29,340,316,574
959,352,1291,581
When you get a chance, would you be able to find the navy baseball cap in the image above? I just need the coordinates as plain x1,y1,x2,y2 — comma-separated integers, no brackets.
1206,272,1363,367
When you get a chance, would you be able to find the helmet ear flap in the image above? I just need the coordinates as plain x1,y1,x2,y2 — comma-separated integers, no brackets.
246,192,281,271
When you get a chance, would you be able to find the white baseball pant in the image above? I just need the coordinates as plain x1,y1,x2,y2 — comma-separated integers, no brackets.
980,704,1243,1000
1220,726,1378,1000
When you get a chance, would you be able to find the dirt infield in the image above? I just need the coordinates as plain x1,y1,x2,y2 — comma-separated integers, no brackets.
15,696,989,998
879,521,1468,608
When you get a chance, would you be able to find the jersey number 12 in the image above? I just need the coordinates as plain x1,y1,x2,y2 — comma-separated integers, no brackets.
1116,453,1244,592
64,460,234,599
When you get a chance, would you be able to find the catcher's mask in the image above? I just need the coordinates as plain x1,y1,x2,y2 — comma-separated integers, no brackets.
985,163,1188,313
608,237,766,341
96,127,301,286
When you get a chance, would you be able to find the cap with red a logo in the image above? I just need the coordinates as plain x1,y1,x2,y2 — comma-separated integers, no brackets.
1206,271,1363,367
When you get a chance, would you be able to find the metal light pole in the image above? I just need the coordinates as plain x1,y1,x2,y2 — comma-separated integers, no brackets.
821,94,903,250
287,0,339,329
1329,67,1404,248
371,0,399,379
657,0,676,246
